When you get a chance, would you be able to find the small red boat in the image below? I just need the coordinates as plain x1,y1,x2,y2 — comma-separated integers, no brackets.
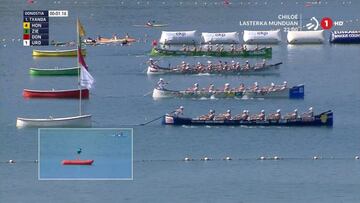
62,160,94,165
23,88,89,99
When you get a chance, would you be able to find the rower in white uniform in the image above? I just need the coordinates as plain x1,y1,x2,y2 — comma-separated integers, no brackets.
157,78,167,90
174,106,184,117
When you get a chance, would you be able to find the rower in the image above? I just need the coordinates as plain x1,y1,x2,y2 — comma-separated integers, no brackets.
208,84,215,92
282,81,288,89
243,44,247,51
207,61,213,70
146,20,153,26
223,109,232,120
262,59,266,67
157,78,167,90
207,45,213,52
224,61,229,70
268,82,276,91
224,83,231,92
207,110,215,120
235,62,241,70
191,83,199,91
238,83,245,92
182,44,187,51
231,60,236,68
112,34,118,40
291,109,298,119
215,44,220,52
76,148,82,160
241,110,249,120
125,33,130,39
174,106,184,117
245,60,250,70
220,44,224,52
252,82,259,91
274,109,281,121
308,107,314,117
230,44,235,52
258,110,266,121
148,58,156,66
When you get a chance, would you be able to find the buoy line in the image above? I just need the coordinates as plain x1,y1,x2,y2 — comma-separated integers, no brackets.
2,156,359,164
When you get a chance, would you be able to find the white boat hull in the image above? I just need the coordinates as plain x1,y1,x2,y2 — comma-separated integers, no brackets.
16,115,92,128
153,88,292,99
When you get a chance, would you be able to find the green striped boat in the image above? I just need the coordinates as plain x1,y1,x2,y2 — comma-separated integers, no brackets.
150,47,272,58
29,67,80,76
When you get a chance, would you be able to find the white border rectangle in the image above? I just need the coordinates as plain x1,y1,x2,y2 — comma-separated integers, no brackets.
38,128,133,181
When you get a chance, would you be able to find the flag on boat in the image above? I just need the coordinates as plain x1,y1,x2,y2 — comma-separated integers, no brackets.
80,65,94,89
79,48,94,89
77,18,86,37
78,48,88,69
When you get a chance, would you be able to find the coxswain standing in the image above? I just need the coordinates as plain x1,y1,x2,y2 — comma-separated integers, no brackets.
174,106,184,117
157,78,167,90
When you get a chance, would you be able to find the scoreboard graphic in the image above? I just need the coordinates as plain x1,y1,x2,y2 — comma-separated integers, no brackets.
23,10,68,46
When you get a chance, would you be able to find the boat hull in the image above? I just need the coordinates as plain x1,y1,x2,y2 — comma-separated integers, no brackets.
62,160,94,165
147,63,282,75
32,49,86,57
163,111,333,127
29,67,79,76
23,89,89,99
152,85,304,99
150,47,272,58
16,115,92,128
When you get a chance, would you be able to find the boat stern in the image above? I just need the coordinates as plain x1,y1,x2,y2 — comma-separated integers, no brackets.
289,84,305,99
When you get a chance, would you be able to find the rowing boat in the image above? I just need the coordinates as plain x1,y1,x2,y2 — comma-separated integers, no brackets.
29,67,79,76
147,62,282,75
163,111,333,127
150,47,272,57
23,88,89,99
32,49,86,57
16,115,92,128
96,37,136,44
62,160,94,165
153,84,304,99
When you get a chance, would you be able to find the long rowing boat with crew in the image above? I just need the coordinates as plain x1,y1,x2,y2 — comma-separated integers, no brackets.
163,109,333,127
152,83,304,99
147,62,282,75
150,47,272,58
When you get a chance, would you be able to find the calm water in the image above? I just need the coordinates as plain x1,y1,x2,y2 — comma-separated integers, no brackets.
39,129,132,179
1,0,360,202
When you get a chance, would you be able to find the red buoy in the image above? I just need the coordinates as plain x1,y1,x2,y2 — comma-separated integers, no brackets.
62,160,94,165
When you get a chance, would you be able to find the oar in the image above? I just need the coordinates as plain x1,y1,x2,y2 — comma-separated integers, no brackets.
143,90,153,97
140,111,175,126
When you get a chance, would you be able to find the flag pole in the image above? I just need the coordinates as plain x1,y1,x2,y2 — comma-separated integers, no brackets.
77,18,82,116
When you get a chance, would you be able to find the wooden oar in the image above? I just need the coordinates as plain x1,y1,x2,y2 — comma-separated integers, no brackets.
140,111,175,126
